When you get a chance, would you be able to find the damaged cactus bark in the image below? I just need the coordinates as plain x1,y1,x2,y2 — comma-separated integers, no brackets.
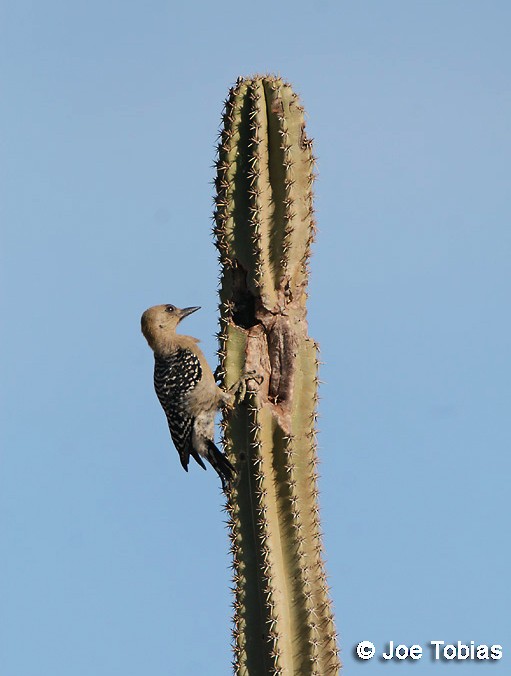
213,75,340,675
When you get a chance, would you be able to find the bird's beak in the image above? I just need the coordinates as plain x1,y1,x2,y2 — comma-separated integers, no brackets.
179,306,201,320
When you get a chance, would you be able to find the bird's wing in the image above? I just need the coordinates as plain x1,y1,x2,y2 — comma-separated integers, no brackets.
154,349,206,471
165,407,206,471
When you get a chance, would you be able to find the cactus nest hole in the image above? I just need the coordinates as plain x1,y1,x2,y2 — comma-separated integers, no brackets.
231,264,258,329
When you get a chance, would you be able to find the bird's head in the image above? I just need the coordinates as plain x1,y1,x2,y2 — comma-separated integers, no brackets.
141,304,200,351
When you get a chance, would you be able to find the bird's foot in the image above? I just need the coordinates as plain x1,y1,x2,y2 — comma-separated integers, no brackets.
222,370,264,407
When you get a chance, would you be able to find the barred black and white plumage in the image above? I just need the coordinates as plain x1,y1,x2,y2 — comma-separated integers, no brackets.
141,303,234,492
154,349,205,472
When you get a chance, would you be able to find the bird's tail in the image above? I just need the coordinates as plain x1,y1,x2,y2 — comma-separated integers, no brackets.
205,439,235,492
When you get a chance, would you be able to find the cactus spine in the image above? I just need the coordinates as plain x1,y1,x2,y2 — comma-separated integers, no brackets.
214,76,340,675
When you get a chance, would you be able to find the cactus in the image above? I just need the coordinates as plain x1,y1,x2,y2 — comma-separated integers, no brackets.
213,76,340,676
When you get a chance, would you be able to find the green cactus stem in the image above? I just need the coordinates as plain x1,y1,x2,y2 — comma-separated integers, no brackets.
213,75,340,676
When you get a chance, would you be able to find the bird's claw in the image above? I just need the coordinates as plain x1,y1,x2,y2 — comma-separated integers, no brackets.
224,370,264,405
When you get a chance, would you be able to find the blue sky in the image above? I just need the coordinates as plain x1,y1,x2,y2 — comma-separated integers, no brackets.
2,1,510,674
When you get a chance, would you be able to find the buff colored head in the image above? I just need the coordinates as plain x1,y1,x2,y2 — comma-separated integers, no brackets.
141,304,200,352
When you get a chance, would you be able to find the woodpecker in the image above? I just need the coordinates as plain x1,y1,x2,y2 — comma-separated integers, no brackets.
141,304,234,491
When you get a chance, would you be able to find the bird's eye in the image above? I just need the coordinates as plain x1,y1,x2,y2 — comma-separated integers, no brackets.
165,305,176,313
